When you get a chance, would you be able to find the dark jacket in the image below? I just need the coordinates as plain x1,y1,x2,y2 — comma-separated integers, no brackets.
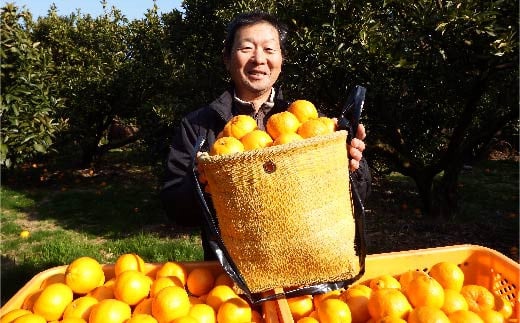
160,88,371,259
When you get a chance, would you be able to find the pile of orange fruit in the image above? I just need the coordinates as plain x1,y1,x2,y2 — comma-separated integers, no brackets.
0,254,263,323
286,261,514,323
210,100,336,156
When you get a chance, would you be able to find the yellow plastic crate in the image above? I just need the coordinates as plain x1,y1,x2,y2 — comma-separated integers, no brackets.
0,261,282,323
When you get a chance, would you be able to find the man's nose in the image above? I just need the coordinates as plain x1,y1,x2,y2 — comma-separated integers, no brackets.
251,48,267,63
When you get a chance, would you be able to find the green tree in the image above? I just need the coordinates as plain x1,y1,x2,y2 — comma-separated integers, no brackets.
0,4,65,169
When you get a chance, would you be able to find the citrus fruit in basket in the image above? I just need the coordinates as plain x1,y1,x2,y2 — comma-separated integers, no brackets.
88,279,115,301
369,274,401,291
126,314,158,323
408,306,450,323
266,111,300,139
113,270,152,305
288,99,319,123
59,318,88,323
297,118,332,139
114,253,146,277
318,116,337,133
170,316,198,323
367,288,412,320
10,313,46,323
272,132,304,146
209,136,245,156
447,309,485,323
216,297,252,323
240,129,273,150
428,261,465,292
316,298,351,323
221,115,258,140
88,298,131,323
205,285,238,312
65,256,105,294
398,270,428,292
133,297,153,315
214,272,234,288
477,309,506,323
312,290,341,309
155,261,187,286
0,309,32,323
186,267,215,297
188,303,216,323
151,286,190,323
296,317,319,323
287,295,314,321
63,295,98,320
32,282,74,321
405,274,445,308
460,284,495,313
441,288,469,315
340,284,372,323
150,276,184,297
493,295,513,319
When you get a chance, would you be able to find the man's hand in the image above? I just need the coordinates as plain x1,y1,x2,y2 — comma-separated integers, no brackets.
348,123,366,171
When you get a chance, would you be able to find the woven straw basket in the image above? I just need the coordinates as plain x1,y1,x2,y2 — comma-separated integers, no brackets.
197,130,360,294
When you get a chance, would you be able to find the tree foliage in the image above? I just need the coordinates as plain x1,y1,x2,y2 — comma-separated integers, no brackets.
0,4,65,168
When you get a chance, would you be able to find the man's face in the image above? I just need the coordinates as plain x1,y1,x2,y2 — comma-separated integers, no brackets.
225,22,283,101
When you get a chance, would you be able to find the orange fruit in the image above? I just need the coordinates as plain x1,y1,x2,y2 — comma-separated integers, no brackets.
214,272,234,288
428,262,465,292
240,129,273,150
88,280,115,301
296,317,319,323
288,99,319,123
373,317,407,323
340,284,372,323
171,316,198,323
125,314,158,323
398,270,428,292
460,284,495,313
151,286,191,323
441,288,469,315
493,295,513,319
113,270,152,305
150,276,184,297
63,295,98,320
318,117,336,133
188,303,216,323
297,118,331,139
312,290,342,309
11,314,46,323
316,298,351,323
405,274,445,308
272,132,304,146
448,309,485,323
408,306,450,323
59,318,87,323
216,297,252,323
33,282,74,321
133,298,153,315
367,288,412,320
155,262,187,286
205,284,238,312
209,136,245,156
114,253,146,277
40,273,66,289
369,274,401,290
266,111,301,139
0,309,32,323
65,256,105,294
478,309,506,323
221,115,257,139
286,295,314,321
88,298,131,323
186,267,215,297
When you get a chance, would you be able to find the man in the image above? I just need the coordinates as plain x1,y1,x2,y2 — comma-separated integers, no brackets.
160,11,371,260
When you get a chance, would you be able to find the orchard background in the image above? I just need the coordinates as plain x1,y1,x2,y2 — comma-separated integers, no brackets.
1,0,518,306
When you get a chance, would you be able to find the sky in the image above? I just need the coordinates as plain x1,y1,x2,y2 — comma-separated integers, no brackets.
7,0,183,20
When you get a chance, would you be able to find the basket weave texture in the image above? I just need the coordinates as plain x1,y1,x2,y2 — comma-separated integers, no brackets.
198,130,359,293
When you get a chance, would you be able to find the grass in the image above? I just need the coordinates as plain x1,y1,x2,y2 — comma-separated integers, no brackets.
1,149,518,307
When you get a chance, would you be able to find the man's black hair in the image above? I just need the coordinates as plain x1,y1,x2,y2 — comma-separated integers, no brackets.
223,11,288,59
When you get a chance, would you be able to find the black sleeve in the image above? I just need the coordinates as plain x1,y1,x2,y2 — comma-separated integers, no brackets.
159,119,203,227
350,157,371,204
